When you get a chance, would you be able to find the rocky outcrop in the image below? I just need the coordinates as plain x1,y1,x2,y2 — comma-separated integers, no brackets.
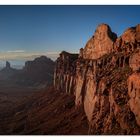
6,61,11,69
83,24,117,59
54,24,140,134
1,61,13,72
54,51,78,93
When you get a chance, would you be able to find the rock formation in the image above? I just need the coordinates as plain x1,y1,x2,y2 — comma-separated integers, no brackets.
83,24,117,59
1,61,12,71
0,61,17,80
0,56,55,86
15,56,55,86
136,24,140,42
54,51,78,93
6,61,11,69
54,23,140,134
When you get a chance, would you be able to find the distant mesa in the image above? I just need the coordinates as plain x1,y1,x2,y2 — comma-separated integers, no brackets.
0,56,55,86
14,55,55,86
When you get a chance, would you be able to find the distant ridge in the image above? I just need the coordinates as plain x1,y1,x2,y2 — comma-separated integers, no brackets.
0,56,55,86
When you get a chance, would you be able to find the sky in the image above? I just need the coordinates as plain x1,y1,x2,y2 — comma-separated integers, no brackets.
0,5,140,68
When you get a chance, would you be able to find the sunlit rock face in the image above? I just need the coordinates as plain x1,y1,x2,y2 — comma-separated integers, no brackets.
83,24,117,59
54,23,140,134
121,27,136,44
128,72,140,126
74,71,84,106
136,24,140,42
83,68,97,122
128,50,140,126
129,51,140,71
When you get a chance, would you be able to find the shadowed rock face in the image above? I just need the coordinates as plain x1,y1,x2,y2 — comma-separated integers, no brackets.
6,61,11,69
0,61,17,80
54,51,78,92
0,56,55,86
16,56,55,86
54,23,140,134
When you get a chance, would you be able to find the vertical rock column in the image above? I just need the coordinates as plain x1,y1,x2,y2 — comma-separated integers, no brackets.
128,51,140,126
54,51,78,94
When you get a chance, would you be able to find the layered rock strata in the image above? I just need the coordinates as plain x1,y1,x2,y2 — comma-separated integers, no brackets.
54,24,140,134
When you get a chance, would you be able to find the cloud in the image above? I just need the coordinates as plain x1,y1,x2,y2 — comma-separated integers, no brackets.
7,50,26,53
0,51,60,61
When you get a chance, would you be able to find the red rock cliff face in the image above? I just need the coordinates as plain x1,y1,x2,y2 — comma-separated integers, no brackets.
83,24,117,59
54,51,78,93
54,24,140,134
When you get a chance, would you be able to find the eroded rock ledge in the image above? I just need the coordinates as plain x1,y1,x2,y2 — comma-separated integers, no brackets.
54,24,140,134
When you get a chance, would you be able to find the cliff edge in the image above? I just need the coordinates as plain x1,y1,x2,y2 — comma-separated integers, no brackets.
54,24,140,134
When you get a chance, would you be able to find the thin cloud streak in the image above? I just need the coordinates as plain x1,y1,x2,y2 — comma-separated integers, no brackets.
7,50,25,53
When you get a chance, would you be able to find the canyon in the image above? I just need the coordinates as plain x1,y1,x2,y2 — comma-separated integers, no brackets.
54,23,140,134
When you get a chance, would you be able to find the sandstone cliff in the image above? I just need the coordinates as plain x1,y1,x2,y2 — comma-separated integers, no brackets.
54,24,140,134
83,24,117,59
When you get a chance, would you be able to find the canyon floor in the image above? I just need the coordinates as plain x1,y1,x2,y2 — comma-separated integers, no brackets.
0,82,88,135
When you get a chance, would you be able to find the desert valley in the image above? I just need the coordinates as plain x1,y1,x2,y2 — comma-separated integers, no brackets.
0,23,140,135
